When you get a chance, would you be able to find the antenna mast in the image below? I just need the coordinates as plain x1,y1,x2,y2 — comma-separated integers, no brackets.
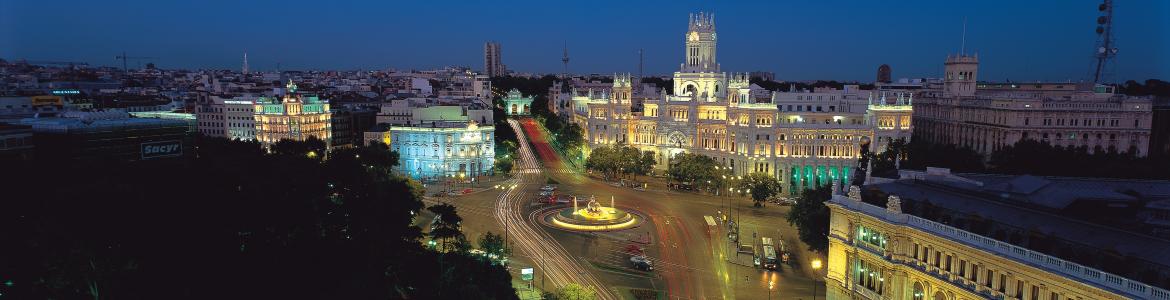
960,17,967,55
1093,0,1118,83
638,49,644,84
561,43,570,79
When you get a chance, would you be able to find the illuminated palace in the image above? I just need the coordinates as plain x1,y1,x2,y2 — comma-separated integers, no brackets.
366,102,495,181
253,80,332,147
825,170,1170,300
572,12,912,194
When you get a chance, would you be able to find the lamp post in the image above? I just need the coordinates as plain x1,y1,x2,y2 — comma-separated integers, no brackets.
811,258,823,300
768,280,775,300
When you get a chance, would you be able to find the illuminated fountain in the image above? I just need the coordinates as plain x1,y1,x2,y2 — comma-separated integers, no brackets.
545,195,642,232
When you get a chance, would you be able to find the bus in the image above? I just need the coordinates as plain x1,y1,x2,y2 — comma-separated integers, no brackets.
761,237,779,270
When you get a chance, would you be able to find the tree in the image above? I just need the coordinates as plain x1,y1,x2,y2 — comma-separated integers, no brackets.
737,173,781,207
667,152,721,191
555,283,598,300
585,145,617,180
786,185,831,253
428,203,465,252
270,136,328,158
3,138,518,299
585,144,660,181
637,151,657,177
478,232,509,260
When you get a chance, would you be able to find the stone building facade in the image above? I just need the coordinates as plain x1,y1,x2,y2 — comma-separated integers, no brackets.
571,12,912,194
913,55,1153,157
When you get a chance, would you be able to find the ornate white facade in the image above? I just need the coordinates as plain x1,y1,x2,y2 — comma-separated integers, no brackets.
572,12,912,194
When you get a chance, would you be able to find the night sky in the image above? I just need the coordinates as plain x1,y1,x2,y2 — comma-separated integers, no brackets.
1,0,1166,82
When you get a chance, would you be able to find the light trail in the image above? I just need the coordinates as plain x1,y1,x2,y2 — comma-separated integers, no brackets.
494,118,616,300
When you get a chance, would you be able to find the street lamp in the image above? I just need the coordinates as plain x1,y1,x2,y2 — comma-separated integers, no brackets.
811,259,823,300
769,280,775,300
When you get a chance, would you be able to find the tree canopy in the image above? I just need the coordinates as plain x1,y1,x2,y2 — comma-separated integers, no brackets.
736,172,782,207
1,137,517,299
786,185,832,254
667,152,723,190
554,283,598,300
585,143,655,180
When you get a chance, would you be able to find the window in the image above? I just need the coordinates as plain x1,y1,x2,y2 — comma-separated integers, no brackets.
854,259,885,295
857,225,886,250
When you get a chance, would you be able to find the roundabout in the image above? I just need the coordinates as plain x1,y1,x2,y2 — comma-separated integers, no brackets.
539,195,644,232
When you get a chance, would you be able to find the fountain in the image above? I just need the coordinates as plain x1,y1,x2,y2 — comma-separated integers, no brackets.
545,195,642,232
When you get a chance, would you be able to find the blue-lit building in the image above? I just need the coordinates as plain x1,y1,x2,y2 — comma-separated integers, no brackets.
367,105,495,181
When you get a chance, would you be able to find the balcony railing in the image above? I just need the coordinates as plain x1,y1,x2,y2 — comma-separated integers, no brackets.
831,196,1170,300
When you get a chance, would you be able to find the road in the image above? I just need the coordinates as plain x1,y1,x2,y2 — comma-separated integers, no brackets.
519,118,823,300
427,117,824,299
495,118,618,300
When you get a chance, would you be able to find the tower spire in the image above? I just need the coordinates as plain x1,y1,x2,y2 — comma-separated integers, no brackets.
242,50,249,75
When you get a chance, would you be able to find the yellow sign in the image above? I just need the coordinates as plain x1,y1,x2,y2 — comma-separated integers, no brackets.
31,96,63,107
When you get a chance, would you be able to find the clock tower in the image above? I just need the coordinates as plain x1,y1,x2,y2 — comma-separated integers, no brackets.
673,12,726,101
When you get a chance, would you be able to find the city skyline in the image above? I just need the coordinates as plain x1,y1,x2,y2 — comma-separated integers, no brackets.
2,0,1166,82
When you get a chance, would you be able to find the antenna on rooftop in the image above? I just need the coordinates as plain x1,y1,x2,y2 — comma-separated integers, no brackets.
960,16,968,56
1092,0,1118,83
638,48,644,84
561,42,570,79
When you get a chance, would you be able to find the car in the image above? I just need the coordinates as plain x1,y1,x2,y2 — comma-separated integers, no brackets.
540,185,557,191
630,255,653,271
539,190,553,197
447,191,462,196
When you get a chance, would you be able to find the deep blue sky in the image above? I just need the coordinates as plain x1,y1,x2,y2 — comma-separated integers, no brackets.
2,0,1166,82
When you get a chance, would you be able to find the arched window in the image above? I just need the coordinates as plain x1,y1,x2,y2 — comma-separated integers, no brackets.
932,291,947,300
913,282,925,300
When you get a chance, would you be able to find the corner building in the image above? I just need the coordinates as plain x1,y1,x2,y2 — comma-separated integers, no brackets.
825,176,1170,300
254,80,332,147
572,12,912,194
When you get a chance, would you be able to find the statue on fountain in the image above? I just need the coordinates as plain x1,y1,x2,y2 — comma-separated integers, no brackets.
585,196,604,216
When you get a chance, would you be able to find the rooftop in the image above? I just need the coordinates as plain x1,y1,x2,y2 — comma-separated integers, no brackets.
866,168,1170,289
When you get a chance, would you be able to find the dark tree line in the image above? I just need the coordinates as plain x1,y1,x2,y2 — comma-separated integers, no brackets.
1117,79,1170,97
1,137,517,299
866,137,1170,180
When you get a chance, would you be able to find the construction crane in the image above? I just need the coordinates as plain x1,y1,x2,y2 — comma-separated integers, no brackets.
115,51,157,74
